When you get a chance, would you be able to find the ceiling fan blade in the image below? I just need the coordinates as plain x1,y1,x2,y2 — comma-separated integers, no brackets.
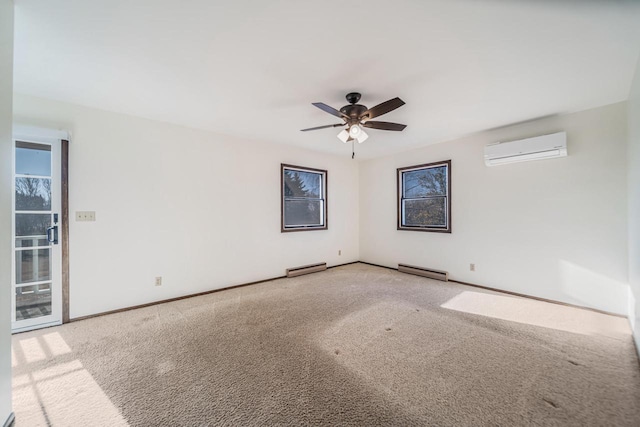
361,97,405,120
312,102,350,119
300,123,346,132
362,121,407,131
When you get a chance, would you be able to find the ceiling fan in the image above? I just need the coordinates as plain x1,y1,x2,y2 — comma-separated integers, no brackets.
301,92,406,144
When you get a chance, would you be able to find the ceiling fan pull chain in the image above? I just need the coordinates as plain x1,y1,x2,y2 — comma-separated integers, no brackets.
352,140,355,159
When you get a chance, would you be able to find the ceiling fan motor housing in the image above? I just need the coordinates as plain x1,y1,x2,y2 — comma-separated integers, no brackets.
340,104,368,121
342,92,368,122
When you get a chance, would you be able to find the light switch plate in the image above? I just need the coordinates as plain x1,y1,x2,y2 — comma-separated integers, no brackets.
76,211,96,221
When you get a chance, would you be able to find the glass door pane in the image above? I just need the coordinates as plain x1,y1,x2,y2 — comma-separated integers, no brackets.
15,141,51,176
15,213,51,247
15,248,51,284
15,283,52,321
15,177,52,210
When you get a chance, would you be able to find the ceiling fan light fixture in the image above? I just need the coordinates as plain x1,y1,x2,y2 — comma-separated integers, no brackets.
337,129,349,143
349,124,362,138
357,130,369,144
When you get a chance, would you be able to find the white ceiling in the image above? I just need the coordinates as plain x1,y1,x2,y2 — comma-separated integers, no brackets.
13,0,640,159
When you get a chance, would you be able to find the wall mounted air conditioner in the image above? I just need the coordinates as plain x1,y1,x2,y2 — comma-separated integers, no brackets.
484,131,567,167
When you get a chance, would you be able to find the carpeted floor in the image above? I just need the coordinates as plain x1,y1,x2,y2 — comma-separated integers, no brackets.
11,263,640,426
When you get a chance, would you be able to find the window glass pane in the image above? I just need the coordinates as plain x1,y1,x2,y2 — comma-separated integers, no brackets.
403,197,447,227
15,141,51,176
16,283,52,321
284,199,323,227
284,169,322,198
403,166,447,198
15,177,52,211
15,248,51,284
16,213,51,238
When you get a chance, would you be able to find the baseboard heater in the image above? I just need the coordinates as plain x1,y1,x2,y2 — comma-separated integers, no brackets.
398,264,449,282
286,262,327,278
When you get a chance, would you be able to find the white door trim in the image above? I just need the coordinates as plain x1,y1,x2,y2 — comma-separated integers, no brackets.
13,124,70,143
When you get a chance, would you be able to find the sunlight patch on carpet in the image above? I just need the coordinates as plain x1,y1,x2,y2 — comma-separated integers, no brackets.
42,331,73,356
441,291,630,338
12,333,129,426
19,337,47,363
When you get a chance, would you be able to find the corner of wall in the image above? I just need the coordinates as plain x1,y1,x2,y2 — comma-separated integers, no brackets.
628,52,640,357
354,158,361,262
631,287,640,355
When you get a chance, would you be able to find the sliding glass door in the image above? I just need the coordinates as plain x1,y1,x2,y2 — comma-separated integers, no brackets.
12,138,62,332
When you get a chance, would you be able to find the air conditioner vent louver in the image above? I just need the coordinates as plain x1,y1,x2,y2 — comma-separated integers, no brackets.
484,131,567,167
398,264,448,281
286,262,327,278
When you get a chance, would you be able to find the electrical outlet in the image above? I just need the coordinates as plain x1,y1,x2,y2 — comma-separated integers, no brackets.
75,211,96,221
155,277,162,286
470,263,476,272
338,250,342,256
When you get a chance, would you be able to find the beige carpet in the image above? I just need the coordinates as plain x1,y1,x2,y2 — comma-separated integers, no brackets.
11,263,640,426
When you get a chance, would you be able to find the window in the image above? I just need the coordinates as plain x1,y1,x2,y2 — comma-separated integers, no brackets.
398,160,451,232
281,164,327,232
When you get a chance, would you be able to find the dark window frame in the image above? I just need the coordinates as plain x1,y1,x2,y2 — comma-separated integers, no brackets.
397,160,451,233
281,164,328,232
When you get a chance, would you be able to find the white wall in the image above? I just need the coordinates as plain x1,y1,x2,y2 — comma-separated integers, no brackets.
13,94,359,319
11,94,633,320
0,0,13,424
628,58,640,349
360,103,629,315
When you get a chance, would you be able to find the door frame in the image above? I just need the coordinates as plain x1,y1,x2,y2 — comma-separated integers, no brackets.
12,125,70,332
61,138,69,323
